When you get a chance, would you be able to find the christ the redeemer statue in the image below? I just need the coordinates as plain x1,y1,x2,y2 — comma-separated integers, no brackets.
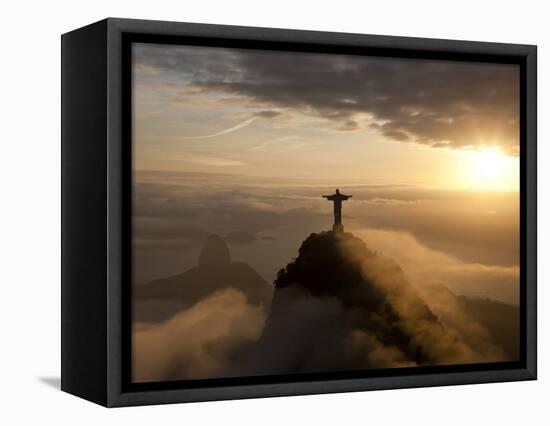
323,189,352,232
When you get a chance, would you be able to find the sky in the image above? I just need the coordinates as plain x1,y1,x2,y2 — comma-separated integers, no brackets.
133,42,520,191
131,42,520,304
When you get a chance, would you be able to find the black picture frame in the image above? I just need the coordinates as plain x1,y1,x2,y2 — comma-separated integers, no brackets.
61,17,537,407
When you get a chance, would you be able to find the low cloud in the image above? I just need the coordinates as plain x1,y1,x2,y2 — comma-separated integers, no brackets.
357,228,519,304
345,239,507,364
133,288,266,382
348,188,519,267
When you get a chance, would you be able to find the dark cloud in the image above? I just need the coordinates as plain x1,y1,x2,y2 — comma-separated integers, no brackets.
336,119,360,132
135,44,520,154
224,52,519,153
133,43,240,82
252,110,283,119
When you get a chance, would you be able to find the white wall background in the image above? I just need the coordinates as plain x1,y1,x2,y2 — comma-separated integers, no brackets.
0,0,546,423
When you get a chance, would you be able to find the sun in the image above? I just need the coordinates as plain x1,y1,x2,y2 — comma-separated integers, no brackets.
457,148,519,191
472,149,507,180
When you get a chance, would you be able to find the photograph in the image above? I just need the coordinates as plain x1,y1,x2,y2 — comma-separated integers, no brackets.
130,42,521,383
1,0,544,421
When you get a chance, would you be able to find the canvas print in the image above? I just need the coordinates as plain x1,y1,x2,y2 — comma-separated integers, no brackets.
131,43,520,383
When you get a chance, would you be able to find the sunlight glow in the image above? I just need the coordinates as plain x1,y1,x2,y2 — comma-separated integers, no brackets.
457,148,519,191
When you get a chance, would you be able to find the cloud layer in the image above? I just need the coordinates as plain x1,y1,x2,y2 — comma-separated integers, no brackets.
135,43,520,153
132,230,514,382
132,171,519,305
133,288,266,382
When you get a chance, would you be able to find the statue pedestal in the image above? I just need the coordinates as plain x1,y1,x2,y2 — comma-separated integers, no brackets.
332,223,344,233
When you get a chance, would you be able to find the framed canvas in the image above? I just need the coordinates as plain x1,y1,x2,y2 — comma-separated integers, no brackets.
61,18,537,407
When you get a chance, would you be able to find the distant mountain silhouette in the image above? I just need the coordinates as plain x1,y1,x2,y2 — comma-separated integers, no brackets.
198,234,231,265
134,234,273,323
